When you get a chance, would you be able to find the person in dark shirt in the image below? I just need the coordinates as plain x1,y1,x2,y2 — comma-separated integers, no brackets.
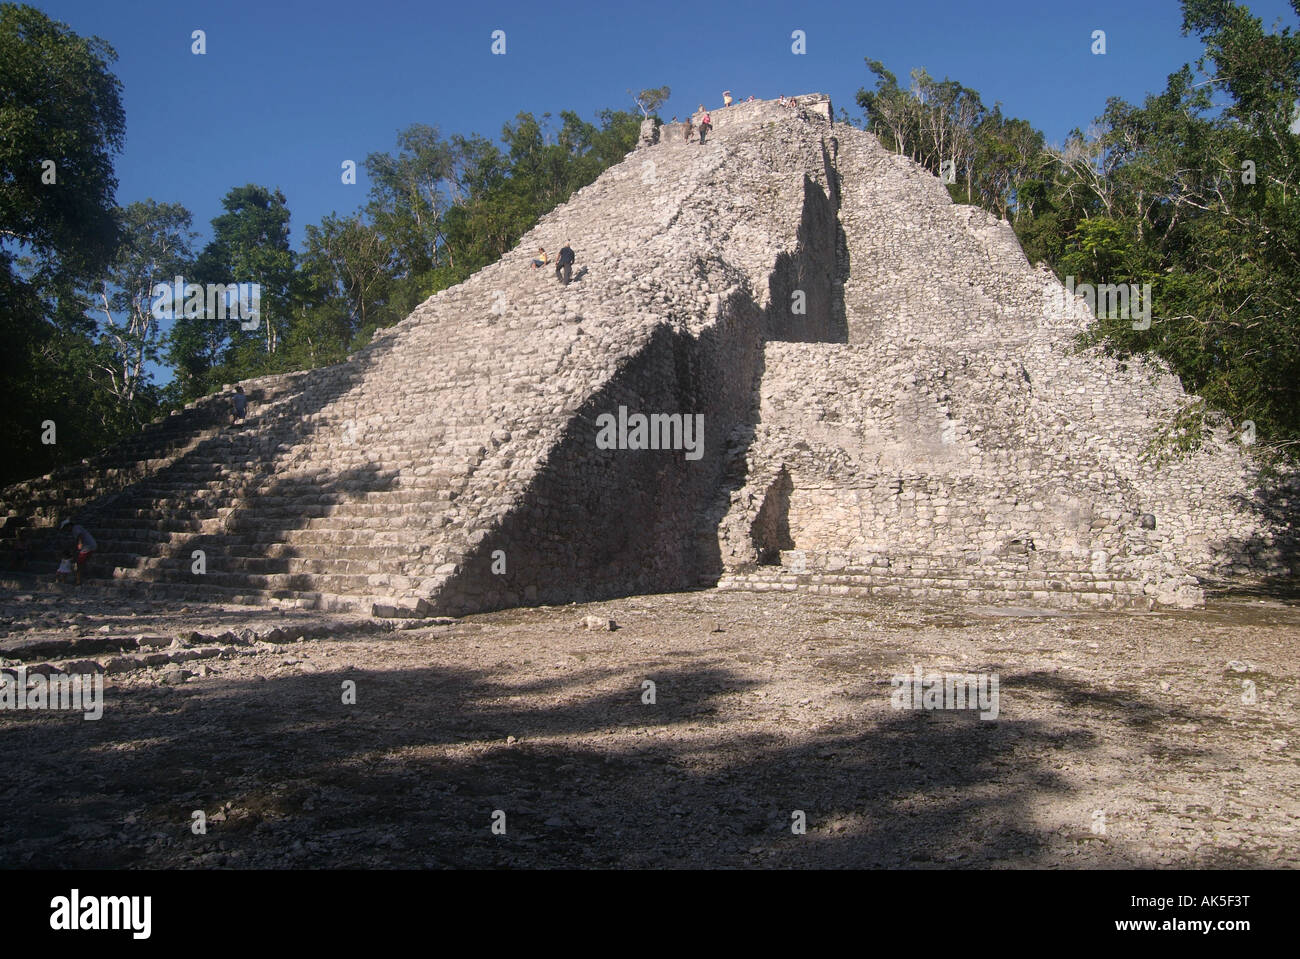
11,534,28,571
60,520,96,585
231,385,247,425
555,243,575,285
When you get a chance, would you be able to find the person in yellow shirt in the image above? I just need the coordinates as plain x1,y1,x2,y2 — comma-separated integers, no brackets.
723,90,733,107
531,248,549,268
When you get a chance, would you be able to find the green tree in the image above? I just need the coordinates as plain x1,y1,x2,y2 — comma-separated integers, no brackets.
1074,1,1300,457
630,86,671,117
91,200,195,421
293,213,394,360
166,184,295,398
365,124,453,280
0,3,122,282
0,3,126,484
163,238,229,402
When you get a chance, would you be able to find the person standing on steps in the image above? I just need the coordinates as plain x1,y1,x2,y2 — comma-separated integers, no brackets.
10,533,28,571
683,115,694,143
698,109,712,144
60,520,96,586
555,242,575,285
722,90,733,107
231,385,247,426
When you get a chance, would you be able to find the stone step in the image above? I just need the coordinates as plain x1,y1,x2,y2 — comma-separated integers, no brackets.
717,569,1153,609
104,547,418,574
99,534,435,557
132,574,403,616
122,565,394,594
724,567,1128,590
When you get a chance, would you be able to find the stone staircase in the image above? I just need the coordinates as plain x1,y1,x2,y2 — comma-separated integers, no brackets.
1,96,852,615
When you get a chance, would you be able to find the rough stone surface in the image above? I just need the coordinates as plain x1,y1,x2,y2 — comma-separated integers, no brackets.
0,94,1293,614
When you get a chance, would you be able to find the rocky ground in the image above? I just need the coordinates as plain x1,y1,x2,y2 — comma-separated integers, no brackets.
1,576,1297,869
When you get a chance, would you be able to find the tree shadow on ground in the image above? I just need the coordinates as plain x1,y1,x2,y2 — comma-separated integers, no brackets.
1,651,1264,869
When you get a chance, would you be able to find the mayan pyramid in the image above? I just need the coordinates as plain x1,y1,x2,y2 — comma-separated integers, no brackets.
2,95,1294,616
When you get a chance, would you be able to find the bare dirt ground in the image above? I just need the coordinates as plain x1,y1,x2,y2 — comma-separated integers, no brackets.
1,578,1297,869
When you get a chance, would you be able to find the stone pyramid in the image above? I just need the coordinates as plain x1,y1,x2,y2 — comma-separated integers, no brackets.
2,95,1293,615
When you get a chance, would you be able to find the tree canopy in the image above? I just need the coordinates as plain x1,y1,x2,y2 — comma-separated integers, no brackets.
0,2,126,482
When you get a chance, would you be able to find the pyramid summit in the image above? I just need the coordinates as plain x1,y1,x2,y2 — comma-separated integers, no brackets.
2,94,1295,616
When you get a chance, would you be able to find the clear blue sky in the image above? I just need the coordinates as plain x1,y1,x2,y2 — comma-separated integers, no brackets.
34,0,1297,249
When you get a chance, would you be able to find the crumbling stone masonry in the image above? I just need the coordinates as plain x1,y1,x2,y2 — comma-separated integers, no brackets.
1,94,1294,614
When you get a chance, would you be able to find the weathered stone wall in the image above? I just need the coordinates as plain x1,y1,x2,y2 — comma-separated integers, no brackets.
726,342,1204,605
